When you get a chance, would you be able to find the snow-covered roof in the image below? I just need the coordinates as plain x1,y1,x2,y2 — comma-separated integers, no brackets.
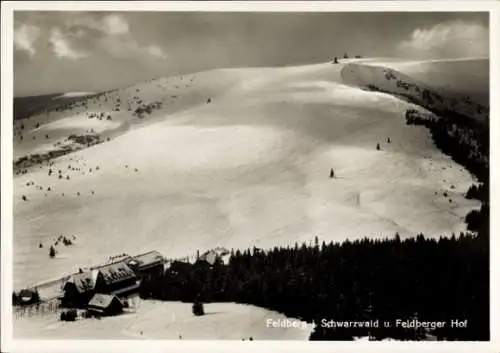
88,293,121,309
66,271,95,293
127,250,164,270
97,261,136,285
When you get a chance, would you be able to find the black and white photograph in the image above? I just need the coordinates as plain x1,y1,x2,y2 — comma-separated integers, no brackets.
1,1,498,351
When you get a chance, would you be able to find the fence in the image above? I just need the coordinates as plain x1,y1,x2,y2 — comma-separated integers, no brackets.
14,296,142,319
14,298,61,319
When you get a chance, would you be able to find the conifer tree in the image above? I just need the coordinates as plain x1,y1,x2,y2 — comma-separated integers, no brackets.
49,245,56,258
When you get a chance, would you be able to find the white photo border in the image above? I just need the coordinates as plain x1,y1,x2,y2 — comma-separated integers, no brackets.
1,1,499,352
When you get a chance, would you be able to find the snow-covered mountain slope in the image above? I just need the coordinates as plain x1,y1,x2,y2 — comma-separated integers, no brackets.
13,58,485,289
380,58,489,106
341,58,489,123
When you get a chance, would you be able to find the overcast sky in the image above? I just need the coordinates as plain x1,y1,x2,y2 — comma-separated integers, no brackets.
13,11,489,97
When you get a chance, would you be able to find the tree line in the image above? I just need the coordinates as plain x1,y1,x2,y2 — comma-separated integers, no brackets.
405,107,489,248
140,233,488,341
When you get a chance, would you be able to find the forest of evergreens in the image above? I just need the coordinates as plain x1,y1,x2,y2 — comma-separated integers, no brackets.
140,232,488,341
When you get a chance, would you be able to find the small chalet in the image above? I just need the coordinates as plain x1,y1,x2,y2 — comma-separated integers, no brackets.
62,271,97,307
87,293,123,316
94,261,139,297
16,288,40,305
126,250,165,279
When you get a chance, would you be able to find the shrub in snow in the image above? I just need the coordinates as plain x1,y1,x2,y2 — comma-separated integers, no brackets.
192,300,205,316
49,245,56,258
60,309,77,321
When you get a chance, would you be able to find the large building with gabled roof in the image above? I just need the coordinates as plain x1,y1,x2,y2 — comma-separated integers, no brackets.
94,261,139,296
61,250,165,307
